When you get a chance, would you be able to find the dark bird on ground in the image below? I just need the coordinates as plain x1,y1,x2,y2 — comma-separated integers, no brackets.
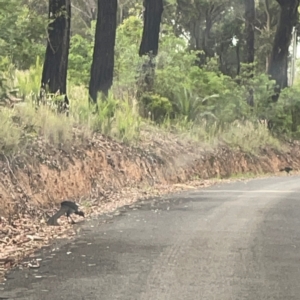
47,201,85,226
280,166,293,174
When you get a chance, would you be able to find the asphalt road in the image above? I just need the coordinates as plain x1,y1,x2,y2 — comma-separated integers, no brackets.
2,176,300,300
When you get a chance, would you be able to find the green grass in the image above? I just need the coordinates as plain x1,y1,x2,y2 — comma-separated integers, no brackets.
220,120,281,154
0,108,22,155
0,65,284,157
160,117,281,154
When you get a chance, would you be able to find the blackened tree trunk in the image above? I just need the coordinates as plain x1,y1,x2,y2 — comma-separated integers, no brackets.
139,0,163,57
244,0,255,106
268,0,299,101
245,0,255,65
138,0,163,95
41,0,71,109
89,0,117,103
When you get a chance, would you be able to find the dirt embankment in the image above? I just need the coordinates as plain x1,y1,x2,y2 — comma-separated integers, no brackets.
1,135,298,215
0,130,299,280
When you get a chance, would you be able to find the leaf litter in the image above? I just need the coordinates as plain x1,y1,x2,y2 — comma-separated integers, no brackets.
0,128,299,282
0,178,218,281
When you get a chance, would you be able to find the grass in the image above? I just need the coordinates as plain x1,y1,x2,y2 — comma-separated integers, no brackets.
0,108,22,155
0,64,284,157
160,117,281,154
221,120,281,154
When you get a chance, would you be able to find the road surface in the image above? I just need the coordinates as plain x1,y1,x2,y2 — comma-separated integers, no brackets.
2,176,300,299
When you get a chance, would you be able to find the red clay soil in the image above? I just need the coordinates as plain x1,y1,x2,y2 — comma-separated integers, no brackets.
0,130,299,280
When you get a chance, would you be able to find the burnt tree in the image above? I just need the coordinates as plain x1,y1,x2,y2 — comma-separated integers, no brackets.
89,0,117,103
245,0,255,65
268,0,299,101
138,0,163,94
244,0,255,106
41,0,71,109
139,0,163,57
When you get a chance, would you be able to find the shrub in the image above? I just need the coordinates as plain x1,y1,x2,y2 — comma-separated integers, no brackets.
139,93,172,122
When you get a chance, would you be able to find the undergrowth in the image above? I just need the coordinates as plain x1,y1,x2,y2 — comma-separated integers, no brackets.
0,11,299,159
0,17,290,157
0,62,281,157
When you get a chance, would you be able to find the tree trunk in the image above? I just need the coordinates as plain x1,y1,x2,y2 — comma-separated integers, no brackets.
137,0,163,97
289,27,298,86
41,0,71,110
89,0,117,103
139,0,163,57
244,0,255,106
245,0,255,64
236,42,241,76
264,0,271,72
268,0,299,101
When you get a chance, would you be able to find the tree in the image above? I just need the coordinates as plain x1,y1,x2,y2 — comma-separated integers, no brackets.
268,0,299,100
244,0,255,64
0,0,46,70
139,0,163,57
40,0,71,110
175,0,231,65
89,0,117,103
256,0,276,72
244,0,255,106
138,0,163,93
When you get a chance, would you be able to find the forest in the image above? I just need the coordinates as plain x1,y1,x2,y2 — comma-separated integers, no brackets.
0,0,300,155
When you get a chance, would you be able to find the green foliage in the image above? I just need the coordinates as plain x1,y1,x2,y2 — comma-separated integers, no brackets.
150,34,281,132
0,77,12,104
68,16,143,90
68,22,95,86
269,85,300,138
87,92,141,142
0,108,22,155
221,120,281,154
114,16,143,90
13,7,46,69
173,89,220,123
90,94,118,135
114,98,141,142
0,1,46,70
68,34,93,86
0,2,296,157
15,56,42,100
140,93,172,122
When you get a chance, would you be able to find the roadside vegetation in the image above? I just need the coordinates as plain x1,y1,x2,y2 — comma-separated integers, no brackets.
0,0,299,158
1,0,300,279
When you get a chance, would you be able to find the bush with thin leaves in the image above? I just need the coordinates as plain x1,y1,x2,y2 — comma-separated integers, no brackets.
0,108,22,155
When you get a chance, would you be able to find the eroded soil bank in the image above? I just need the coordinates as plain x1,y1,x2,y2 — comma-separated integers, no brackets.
0,130,299,281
